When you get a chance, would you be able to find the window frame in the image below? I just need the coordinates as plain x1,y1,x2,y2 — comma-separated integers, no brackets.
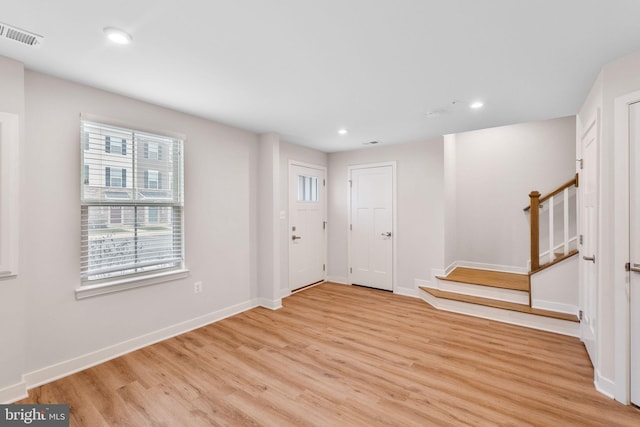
76,116,187,299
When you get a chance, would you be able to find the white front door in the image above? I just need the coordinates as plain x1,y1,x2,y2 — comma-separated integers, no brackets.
289,163,326,291
349,164,393,291
580,114,599,365
629,102,640,406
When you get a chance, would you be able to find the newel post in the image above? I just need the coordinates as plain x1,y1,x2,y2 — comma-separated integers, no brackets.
529,191,541,271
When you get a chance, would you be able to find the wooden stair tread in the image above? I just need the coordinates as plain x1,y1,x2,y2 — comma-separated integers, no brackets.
419,287,579,322
436,267,529,292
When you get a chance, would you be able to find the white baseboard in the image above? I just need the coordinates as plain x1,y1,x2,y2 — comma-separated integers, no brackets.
419,288,579,337
447,260,528,275
431,267,448,281
326,275,349,285
22,299,258,392
531,299,578,315
0,381,27,404
394,286,420,298
438,279,529,305
258,297,283,310
277,288,291,300
414,278,432,289
595,371,616,399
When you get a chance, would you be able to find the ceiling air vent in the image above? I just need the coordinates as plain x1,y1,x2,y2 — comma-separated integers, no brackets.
0,22,43,46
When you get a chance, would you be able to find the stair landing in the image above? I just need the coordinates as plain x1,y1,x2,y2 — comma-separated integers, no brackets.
425,266,580,335
419,287,578,322
437,267,529,291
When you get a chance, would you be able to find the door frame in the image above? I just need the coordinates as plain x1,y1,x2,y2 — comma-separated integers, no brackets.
347,161,397,291
613,90,640,404
288,160,327,292
578,110,599,368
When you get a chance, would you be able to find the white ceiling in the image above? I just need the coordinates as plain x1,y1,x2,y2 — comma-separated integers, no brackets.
2,1,640,152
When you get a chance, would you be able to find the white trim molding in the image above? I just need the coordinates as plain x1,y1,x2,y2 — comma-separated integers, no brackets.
287,160,328,293
347,161,397,290
2,299,259,403
0,381,27,405
612,89,640,404
445,260,529,275
420,288,580,337
257,297,283,310
326,276,349,285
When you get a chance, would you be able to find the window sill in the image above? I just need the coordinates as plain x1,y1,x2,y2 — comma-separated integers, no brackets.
75,269,190,300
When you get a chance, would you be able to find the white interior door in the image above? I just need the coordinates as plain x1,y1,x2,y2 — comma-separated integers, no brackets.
580,116,599,365
629,102,640,406
349,165,393,291
289,163,326,291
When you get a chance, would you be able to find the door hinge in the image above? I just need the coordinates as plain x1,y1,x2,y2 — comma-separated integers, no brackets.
349,180,352,187
350,224,352,231
323,264,326,271
579,234,583,245
323,221,326,230
323,179,326,187
577,158,583,170
350,267,352,273
579,310,583,321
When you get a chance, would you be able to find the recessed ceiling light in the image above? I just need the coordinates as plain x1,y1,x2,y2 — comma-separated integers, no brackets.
104,27,132,45
470,101,484,109
338,128,348,135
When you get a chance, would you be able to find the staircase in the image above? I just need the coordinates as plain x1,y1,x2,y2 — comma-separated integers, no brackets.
419,176,581,337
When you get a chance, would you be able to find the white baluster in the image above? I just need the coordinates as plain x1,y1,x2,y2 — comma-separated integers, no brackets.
548,195,554,264
564,187,570,255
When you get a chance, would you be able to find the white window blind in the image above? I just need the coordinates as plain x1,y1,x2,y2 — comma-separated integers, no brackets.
80,120,184,283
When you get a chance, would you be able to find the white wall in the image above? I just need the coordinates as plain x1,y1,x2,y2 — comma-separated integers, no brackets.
278,141,327,295
578,48,640,402
449,117,576,269
530,256,579,314
327,139,444,294
6,70,260,397
443,135,457,267
257,133,280,306
0,56,26,398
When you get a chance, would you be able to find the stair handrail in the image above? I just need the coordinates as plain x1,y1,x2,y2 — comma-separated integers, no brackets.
526,174,578,271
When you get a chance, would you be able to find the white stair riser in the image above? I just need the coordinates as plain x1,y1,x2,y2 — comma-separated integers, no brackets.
420,290,579,337
437,279,529,305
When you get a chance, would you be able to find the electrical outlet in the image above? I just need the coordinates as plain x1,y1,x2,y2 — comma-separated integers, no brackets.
194,281,203,294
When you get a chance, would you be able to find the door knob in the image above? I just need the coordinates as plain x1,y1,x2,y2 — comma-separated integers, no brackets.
292,235,302,241
582,255,595,263
381,232,392,237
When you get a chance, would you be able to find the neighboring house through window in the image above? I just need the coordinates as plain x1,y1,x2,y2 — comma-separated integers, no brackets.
145,169,160,189
105,167,127,188
79,119,185,297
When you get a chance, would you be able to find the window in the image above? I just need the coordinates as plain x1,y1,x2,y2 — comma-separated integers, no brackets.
298,175,318,201
105,135,127,155
145,169,160,189
106,167,127,188
144,141,161,160
148,207,159,223
110,206,122,224
80,120,185,292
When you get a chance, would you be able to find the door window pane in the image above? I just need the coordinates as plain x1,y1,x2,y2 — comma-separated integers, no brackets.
298,175,318,201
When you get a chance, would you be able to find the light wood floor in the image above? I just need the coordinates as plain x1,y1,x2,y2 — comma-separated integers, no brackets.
18,283,640,426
